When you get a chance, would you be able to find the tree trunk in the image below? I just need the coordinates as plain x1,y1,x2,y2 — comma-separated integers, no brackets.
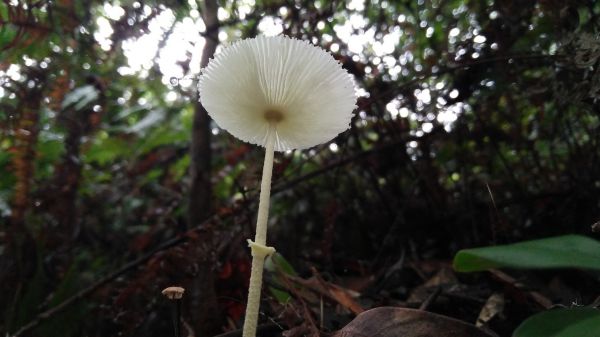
2,74,44,329
187,0,221,334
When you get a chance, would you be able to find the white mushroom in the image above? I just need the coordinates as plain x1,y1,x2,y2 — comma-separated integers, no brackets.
199,35,356,152
198,35,356,337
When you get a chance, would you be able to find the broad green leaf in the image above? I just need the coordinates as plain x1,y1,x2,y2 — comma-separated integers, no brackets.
513,308,600,337
453,235,600,272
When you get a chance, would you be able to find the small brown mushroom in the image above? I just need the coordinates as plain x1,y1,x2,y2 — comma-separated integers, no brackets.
161,286,185,300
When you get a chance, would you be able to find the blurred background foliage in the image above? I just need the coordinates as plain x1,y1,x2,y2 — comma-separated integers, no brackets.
1,0,599,336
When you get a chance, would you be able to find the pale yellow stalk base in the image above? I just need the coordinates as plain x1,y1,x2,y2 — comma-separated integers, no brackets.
242,127,277,337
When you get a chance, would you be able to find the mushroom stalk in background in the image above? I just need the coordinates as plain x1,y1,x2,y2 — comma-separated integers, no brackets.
162,287,185,337
199,35,356,337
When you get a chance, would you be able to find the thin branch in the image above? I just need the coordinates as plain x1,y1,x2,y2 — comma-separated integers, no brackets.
394,53,562,94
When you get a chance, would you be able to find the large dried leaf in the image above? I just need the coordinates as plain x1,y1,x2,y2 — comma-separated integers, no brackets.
333,307,498,337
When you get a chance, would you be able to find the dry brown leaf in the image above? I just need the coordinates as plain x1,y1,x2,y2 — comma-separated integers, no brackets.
290,275,364,315
423,267,458,287
333,307,498,337
407,267,457,304
338,275,376,292
476,293,504,327
282,323,318,337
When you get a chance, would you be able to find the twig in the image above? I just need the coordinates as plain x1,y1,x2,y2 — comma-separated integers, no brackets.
488,269,553,309
272,137,408,194
418,286,443,310
374,53,562,106
280,271,321,335
485,183,501,243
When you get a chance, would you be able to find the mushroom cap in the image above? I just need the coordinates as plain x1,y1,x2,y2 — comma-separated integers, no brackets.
161,286,185,300
198,35,357,152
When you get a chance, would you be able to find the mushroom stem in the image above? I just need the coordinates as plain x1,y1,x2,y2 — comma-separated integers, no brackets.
174,299,181,337
254,127,276,246
243,126,277,337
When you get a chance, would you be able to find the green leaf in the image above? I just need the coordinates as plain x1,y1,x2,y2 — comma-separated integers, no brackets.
84,136,130,165
513,308,600,337
268,286,292,304
126,109,165,134
35,138,64,179
0,151,15,191
37,139,64,162
134,124,186,155
171,154,190,180
453,235,600,272
265,252,298,277
265,253,297,304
